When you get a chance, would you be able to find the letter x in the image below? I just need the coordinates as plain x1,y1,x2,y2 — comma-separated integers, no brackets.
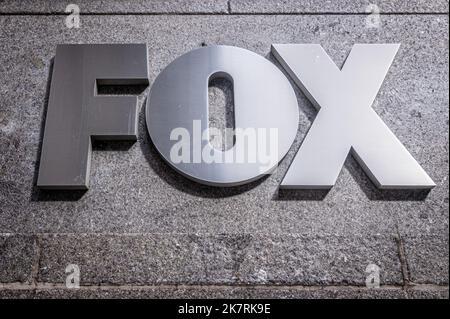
272,44,434,189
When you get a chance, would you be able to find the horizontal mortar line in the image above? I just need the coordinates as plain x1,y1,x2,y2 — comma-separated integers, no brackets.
0,12,448,16
0,282,448,291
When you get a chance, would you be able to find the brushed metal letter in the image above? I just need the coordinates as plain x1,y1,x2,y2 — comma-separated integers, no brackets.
147,45,299,186
37,44,149,189
272,44,434,189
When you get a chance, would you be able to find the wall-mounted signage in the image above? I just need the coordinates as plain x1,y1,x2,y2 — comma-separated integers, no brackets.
37,44,435,191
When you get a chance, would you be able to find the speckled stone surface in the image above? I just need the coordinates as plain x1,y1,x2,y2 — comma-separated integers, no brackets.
230,0,449,13
35,234,402,285
0,235,36,283
0,0,448,13
0,9,448,299
403,234,449,284
0,286,412,299
0,0,229,13
0,284,448,299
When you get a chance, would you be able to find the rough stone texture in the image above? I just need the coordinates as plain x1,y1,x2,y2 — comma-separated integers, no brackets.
36,234,402,285
403,234,449,285
0,235,36,283
0,285,413,299
1,284,447,299
0,0,448,14
230,0,449,13
0,0,229,13
0,7,448,299
406,286,450,299
208,78,235,151
0,15,447,235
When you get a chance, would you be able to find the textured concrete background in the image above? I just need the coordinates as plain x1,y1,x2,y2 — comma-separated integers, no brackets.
0,1,448,298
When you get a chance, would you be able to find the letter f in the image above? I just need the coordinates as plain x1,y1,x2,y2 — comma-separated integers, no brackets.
37,44,149,189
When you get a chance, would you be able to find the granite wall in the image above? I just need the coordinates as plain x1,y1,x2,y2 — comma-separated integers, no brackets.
0,0,448,298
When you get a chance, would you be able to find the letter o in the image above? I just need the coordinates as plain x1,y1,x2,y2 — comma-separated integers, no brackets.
146,45,299,186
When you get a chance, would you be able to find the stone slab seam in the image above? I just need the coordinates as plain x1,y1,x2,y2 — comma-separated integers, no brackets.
30,235,42,287
394,228,412,287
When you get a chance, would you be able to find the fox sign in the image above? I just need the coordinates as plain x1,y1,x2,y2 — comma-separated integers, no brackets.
36,44,434,191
